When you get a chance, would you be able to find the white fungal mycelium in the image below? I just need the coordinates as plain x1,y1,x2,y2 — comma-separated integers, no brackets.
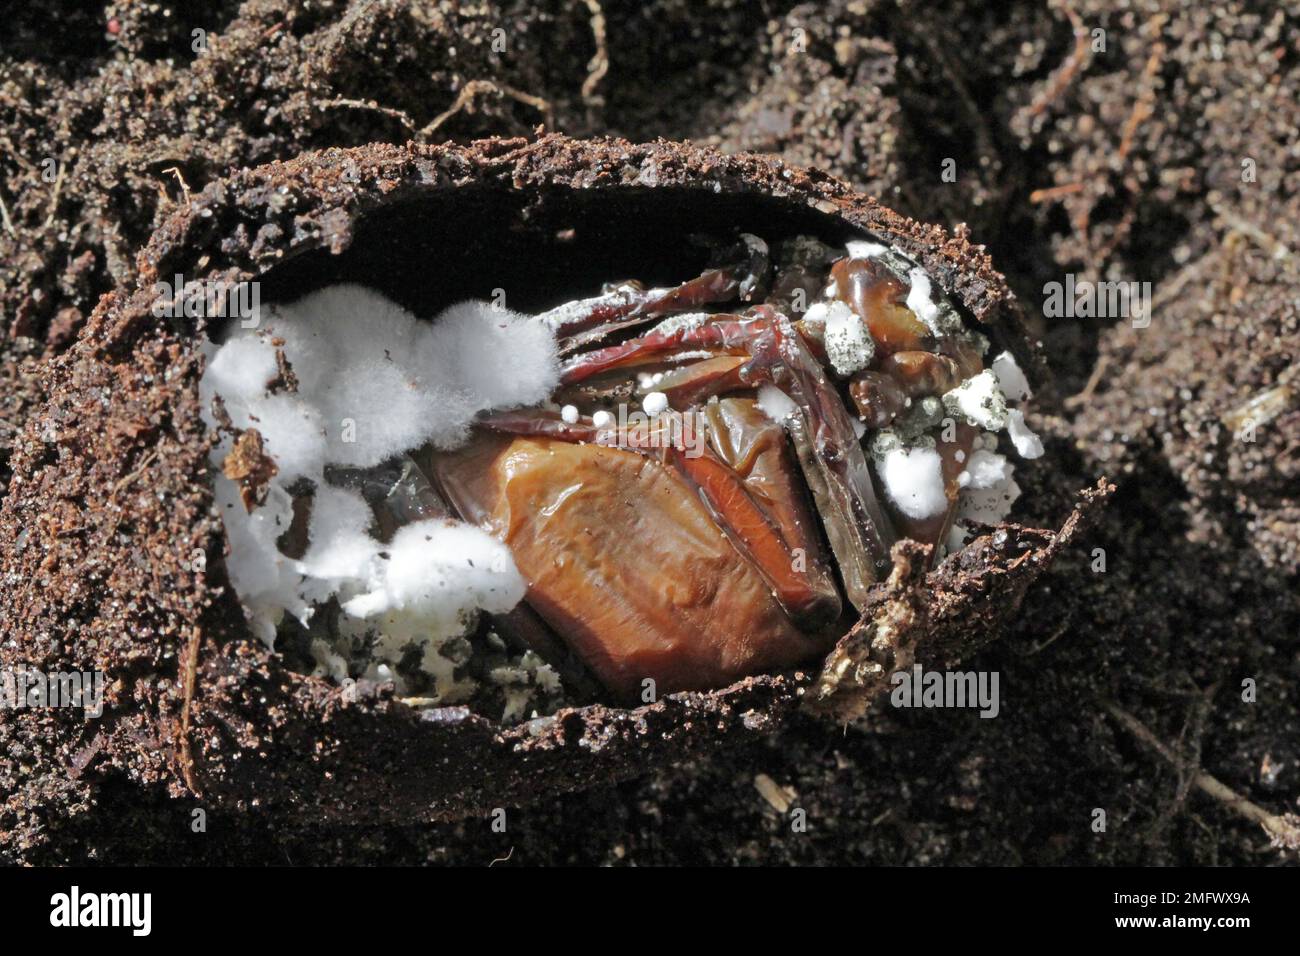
827,243,1045,553
756,384,799,423
807,299,874,376
905,267,941,333
942,369,1010,432
201,284,560,701
940,355,1043,548
947,460,1022,554
642,391,670,416
934,363,1039,550
648,311,712,338
871,431,948,521
845,240,889,260
1006,408,1045,459
991,349,1032,402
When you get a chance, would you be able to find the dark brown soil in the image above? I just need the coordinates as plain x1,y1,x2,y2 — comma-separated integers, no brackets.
1,0,1296,865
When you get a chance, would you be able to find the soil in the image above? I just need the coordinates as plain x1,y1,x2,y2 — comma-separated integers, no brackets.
0,0,1296,865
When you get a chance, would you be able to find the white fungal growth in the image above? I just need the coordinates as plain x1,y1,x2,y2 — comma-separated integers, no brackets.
649,311,712,337
991,350,1032,402
342,521,526,626
871,432,948,521
295,484,383,590
959,449,1013,491
204,285,560,469
642,391,670,416
904,266,967,338
756,384,799,423
800,244,1042,555
202,284,558,699
737,234,768,297
947,464,1022,553
905,267,941,333
203,334,279,398
210,478,307,647
1007,408,1045,459
942,369,1009,431
807,299,874,376
845,240,888,259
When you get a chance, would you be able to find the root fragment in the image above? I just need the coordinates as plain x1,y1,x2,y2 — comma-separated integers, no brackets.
160,166,192,209
1117,16,1168,160
0,187,15,238
319,96,418,134
580,0,609,110
419,80,553,140
1022,2,1091,122
177,625,203,796
322,80,554,142
1063,354,1109,410
1105,702,1300,853
44,158,64,228
1028,181,1085,204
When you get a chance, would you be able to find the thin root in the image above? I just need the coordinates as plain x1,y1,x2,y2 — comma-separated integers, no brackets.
178,624,203,795
418,80,553,140
1105,702,1300,852
1211,202,1293,261
111,449,160,497
44,158,65,229
1029,181,1085,204
1063,354,1109,409
0,187,15,239
161,166,193,209
1027,619,1070,654
580,0,609,108
319,96,418,134
1117,15,1168,160
1024,2,1090,121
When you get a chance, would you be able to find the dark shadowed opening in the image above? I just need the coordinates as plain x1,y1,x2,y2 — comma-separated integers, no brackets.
253,185,862,316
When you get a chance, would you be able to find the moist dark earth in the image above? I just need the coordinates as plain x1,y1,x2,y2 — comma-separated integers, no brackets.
0,1,1297,865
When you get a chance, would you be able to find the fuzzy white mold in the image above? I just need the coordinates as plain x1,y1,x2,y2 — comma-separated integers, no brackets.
942,369,1010,431
807,299,875,377
203,284,559,699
